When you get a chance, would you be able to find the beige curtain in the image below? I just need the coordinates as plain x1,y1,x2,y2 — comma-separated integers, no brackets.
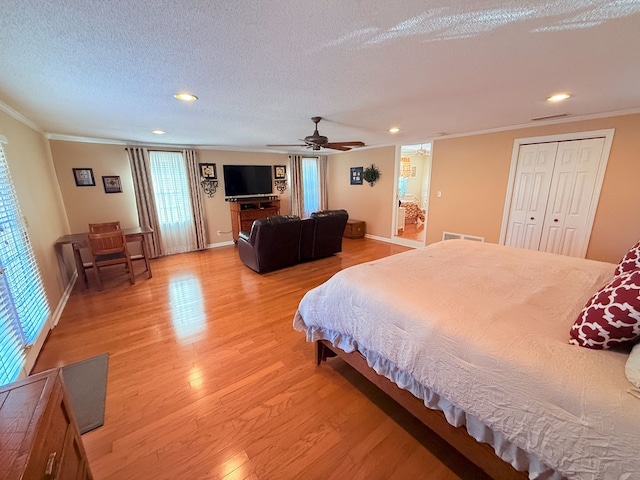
183,149,208,250
289,155,304,217
318,155,328,210
126,147,161,258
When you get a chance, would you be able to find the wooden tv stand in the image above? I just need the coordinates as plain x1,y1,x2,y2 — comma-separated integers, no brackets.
228,197,280,242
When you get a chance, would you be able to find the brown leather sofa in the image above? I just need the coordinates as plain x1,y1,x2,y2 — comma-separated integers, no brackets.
237,215,301,273
237,210,349,273
299,210,349,261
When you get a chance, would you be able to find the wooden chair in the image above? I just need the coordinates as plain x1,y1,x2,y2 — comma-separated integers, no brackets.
86,222,152,280
88,221,121,233
86,230,135,290
83,222,123,277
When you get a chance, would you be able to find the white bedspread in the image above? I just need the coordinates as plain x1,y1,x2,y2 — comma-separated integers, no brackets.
293,240,639,480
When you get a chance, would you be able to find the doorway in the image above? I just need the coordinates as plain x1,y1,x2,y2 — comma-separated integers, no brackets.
392,143,432,246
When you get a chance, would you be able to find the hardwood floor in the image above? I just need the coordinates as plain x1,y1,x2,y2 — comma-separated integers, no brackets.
34,238,491,480
396,221,425,243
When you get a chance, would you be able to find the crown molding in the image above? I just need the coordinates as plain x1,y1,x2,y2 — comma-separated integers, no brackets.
430,107,640,141
0,100,43,133
46,133,128,145
9,105,640,151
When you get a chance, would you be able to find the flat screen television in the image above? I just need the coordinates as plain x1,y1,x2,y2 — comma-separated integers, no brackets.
223,165,273,198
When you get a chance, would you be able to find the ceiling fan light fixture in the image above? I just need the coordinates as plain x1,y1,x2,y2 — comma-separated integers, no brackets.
417,144,427,156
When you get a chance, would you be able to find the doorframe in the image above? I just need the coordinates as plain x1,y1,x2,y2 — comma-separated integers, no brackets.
390,143,433,247
498,129,615,257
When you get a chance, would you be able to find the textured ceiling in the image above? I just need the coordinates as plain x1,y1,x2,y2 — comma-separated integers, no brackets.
1,1,639,152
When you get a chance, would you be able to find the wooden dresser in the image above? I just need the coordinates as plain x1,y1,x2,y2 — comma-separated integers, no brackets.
229,197,280,242
0,369,93,480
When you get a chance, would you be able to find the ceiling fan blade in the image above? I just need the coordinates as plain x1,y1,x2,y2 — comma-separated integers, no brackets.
324,143,351,151
331,141,365,147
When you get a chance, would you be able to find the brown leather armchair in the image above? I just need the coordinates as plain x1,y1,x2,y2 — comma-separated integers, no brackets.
237,215,301,273
300,209,349,261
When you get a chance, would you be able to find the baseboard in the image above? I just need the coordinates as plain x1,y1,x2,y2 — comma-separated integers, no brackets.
207,240,235,248
22,271,77,377
52,270,78,327
364,233,419,248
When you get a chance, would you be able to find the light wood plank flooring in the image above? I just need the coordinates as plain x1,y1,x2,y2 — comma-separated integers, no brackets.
34,238,491,480
396,221,425,243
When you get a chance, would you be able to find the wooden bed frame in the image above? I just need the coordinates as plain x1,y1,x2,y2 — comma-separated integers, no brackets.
315,339,529,480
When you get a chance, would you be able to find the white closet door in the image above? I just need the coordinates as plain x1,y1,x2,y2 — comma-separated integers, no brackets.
538,138,606,257
504,142,558,250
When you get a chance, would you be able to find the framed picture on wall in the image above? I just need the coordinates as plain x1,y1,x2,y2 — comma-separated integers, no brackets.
350,166,363,185
274,165,286,179
102,175,122,193
199,163,217,179
72,168,95,187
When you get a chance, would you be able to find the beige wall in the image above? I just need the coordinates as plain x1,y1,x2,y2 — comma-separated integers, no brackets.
49,141,290,245
49,141,138,233
0,110,71,341
328,146,396,238
197,150,290,243
428,113,640,263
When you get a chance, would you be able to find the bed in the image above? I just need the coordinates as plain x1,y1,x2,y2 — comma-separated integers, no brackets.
399,194,425,224
293,240,640,480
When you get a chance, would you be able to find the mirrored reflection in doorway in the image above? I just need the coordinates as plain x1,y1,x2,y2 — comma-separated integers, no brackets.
393,143,432,246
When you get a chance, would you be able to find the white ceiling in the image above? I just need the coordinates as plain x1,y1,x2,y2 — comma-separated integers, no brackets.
1,1,639,153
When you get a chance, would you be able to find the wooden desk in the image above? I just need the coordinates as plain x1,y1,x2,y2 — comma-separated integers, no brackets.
55,226,153,290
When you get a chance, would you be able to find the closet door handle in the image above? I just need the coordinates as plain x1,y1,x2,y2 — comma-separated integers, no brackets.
553,218,559,222
530,217,535,221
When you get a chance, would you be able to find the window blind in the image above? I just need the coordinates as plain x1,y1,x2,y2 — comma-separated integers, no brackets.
0,142,50,385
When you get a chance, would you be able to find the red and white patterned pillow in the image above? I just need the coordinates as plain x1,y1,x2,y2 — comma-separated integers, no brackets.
615,240,640,277
569,270,640,349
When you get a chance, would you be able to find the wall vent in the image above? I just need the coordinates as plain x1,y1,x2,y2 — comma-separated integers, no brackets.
530,113,569,121
442,231,484,242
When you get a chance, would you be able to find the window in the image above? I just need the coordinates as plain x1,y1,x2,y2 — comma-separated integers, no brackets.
0,141,50,386
302,157,320,218
148,151,196,255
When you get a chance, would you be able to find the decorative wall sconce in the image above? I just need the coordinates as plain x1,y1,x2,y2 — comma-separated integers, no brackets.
274,165,287,193
274,180,287,193
199,163,218,197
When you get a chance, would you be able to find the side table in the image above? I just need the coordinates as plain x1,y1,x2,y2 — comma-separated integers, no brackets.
344,219,366,238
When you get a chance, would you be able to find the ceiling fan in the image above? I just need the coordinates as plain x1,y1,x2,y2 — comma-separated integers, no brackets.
268,116,365,151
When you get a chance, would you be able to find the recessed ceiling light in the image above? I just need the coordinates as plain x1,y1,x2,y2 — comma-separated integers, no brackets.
152,129,166,135
547,93,571,103
389,127,400,133
174,92,198,102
